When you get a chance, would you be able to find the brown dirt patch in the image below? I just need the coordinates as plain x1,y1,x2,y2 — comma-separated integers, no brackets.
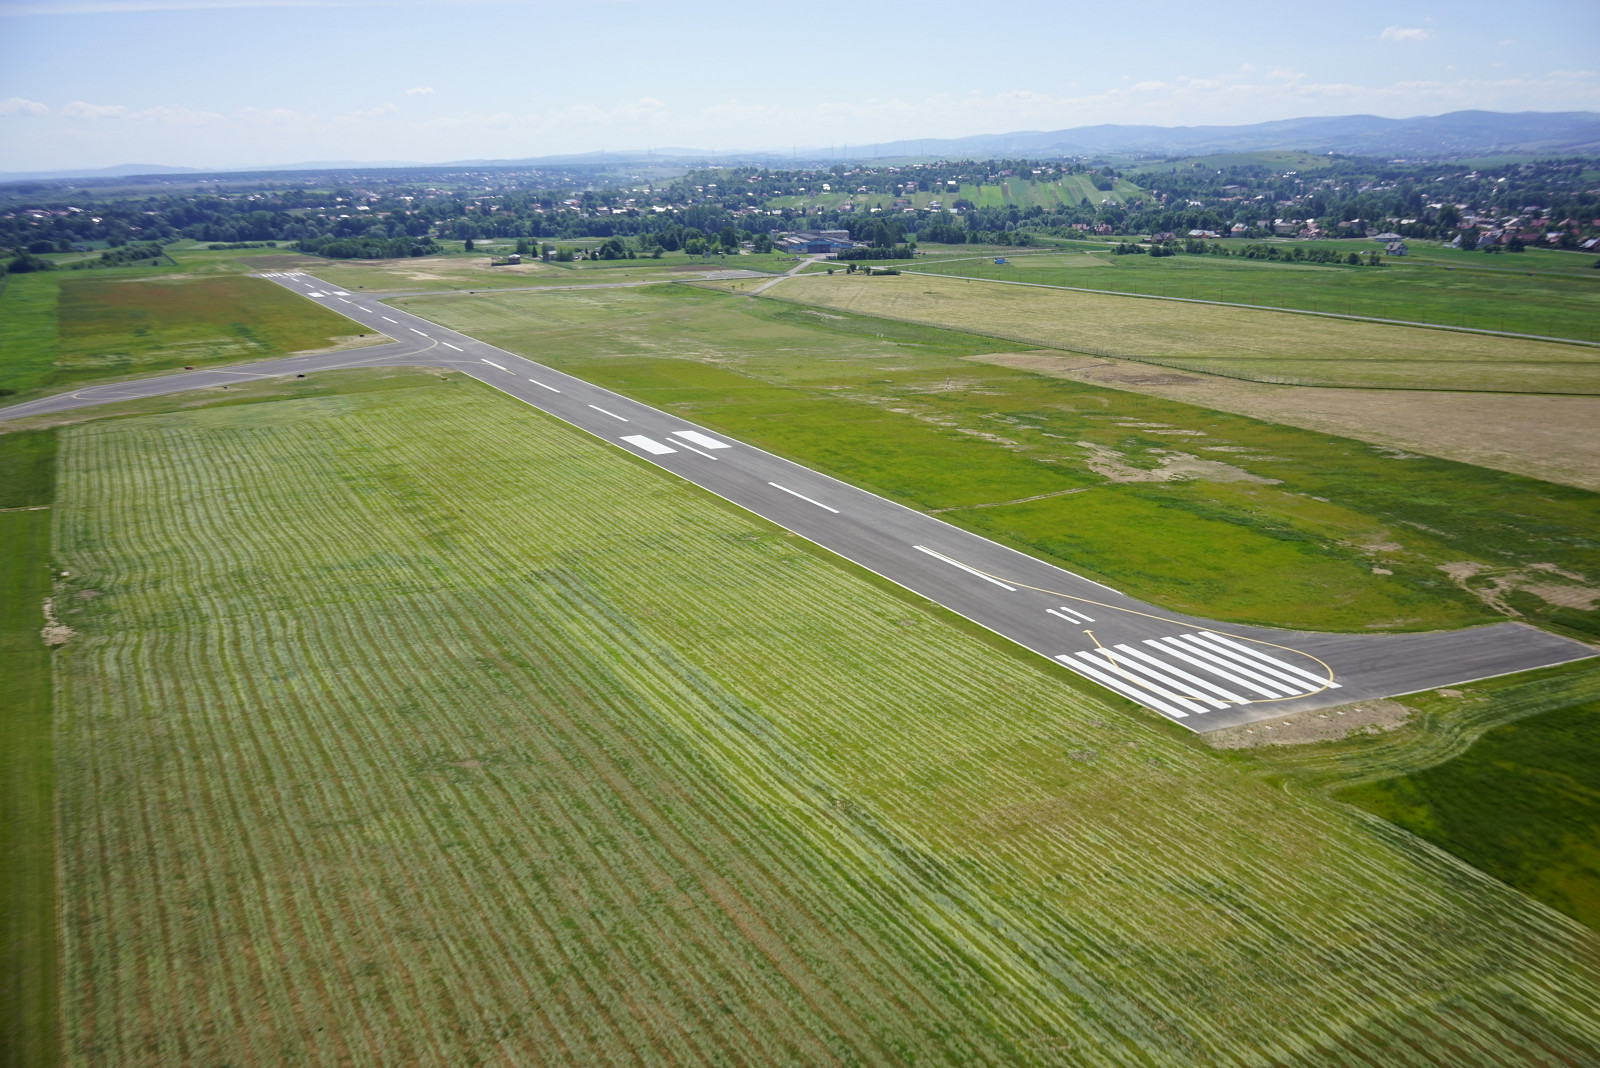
970,351,1600,492
1205,698,1414,748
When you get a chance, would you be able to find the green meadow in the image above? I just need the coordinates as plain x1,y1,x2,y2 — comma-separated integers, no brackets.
1339,697,1600,931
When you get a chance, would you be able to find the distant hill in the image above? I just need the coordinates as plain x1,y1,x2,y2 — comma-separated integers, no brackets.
5,110,1598,184
862,111,1600,161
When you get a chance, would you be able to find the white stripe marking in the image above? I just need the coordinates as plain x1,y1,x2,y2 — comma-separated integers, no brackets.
411,328,429,336
381,316,398,323
481,359,507,371
676,442,717,460
332,291,350,295
1183,633,1321,693
1199,632,1340,689
1146,638,1281,698
528,378,561,392
589,404,628,422
671,430,731,450
622,435,676,455
1055,655,1189,719
1112,644,1247,704
770,482,840,514
442,342,462,351
912,545,1015,590
1164,635,1300,696
1080,650,1217,712
1047,605,1095,624
338,297,352,303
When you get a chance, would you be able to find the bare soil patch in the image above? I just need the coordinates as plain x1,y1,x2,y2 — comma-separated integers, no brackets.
1205,699,1414,748
970,351,1600,492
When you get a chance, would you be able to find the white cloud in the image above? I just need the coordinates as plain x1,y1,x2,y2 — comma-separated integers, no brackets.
1381,26,1432,42
404,86,434,95
59,99,225,124
0,96,48,116
60,100,127,119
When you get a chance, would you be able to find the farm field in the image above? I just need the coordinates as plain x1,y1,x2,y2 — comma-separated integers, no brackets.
764,271,1600,393
0,269,374,402
903,244,1600,344
43,372,1600,1064
399,284,1600,638
0,429,57,1067
1335,692,1600,932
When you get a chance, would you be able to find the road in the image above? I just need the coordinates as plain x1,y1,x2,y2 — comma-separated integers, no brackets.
5,270,1592,731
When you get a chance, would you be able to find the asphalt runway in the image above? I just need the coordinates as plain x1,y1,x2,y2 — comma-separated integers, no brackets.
6,270,1592,731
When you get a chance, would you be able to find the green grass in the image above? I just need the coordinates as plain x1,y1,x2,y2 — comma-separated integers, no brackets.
399,283,1600,636
907,242,1600,345
46,374,1600,1063
773,270,1600,393
1,429,58,1068
0,269,373,402
1337,698,1600,931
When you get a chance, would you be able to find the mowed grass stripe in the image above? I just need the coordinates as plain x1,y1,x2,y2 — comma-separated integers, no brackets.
52,380,1600,1065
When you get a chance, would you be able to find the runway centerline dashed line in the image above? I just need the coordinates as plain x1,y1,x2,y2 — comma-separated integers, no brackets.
589,405,628,422
481,359,507,371
527,379,561,393
770,483,839,514
442,343,462,351
913,544,1016,591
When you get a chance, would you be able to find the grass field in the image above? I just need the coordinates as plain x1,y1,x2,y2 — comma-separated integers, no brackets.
398,284,1600,638
1,429,58,1068
763,271,1600,393
0,269,372,402
1337,698,1600,932
44,372,1600,1063
903,244,1600,345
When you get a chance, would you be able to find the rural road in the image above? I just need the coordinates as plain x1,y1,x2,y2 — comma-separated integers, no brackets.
5,270,1591,731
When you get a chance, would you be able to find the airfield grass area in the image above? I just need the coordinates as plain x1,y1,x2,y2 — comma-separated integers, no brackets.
766,271,1600,393
401,284,1600,638
903,245,1600,345
0,429,58,1068
39,371,1600,1063
1337,697,1600,931
0,269,371,401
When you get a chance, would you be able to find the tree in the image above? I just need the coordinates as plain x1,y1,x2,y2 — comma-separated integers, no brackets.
718,226,739,252
464,238,475,251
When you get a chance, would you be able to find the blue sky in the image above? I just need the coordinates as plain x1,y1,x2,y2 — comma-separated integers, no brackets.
0,0,1596,171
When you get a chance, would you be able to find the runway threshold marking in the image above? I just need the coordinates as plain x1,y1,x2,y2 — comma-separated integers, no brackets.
622,435,676,455
1047,606,1095,624
528,379,561,393
912,544,1016,591
589,405,628,422
770,483,839,513
481,359,507,371
914,547,1338,702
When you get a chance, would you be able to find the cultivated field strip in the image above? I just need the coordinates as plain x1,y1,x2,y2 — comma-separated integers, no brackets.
52,382,1600,1065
